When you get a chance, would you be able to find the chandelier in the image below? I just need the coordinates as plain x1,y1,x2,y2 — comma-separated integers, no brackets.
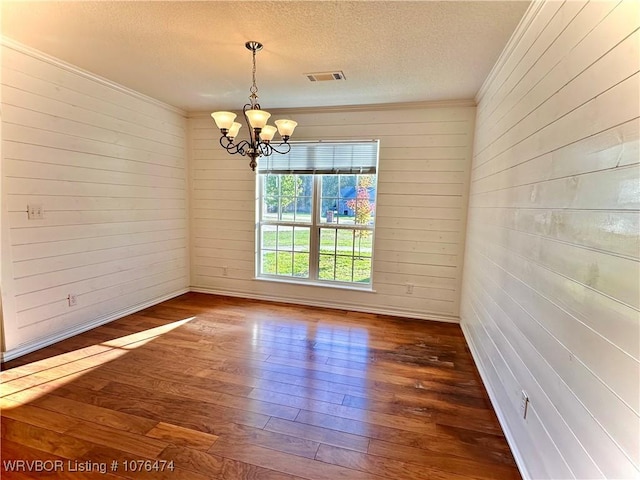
211,41,298,171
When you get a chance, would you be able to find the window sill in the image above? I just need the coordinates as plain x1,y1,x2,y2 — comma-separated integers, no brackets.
254,276,376,293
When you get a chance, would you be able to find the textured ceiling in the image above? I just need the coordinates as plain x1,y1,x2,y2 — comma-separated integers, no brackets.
2,1,530,111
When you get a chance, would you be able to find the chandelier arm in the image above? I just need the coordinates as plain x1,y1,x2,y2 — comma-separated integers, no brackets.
267,142,292,155
220,136,251,157
219,136,235,150
235,140,251,156
257,142,271,157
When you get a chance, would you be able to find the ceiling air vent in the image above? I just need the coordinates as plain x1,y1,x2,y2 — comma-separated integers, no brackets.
305,71,346,82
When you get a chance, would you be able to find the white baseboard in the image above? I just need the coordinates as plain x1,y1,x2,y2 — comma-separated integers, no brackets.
190,286,460,324
1,288,189,363
459,321,530,480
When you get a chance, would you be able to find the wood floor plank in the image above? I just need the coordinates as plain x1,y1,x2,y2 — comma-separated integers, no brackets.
208,440,385,480
49,383,269,438
250,388,442,435
97,360,254,398
436,423,516,458
145,422,219,451
294,409,437,444
64,420,169,458
157,445,225,478
341,392,503,435
209,422,321,459
80,444,211,480
32,394,158,435
368,438,521,479
219,456,308,480
1,399,81,434
1,417,95,459
294,408,515,467
0,292,520,480
316,443,473,480
101,379,298,423
265,417,370,453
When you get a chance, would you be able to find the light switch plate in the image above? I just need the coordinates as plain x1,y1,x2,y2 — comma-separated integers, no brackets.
27,204,44,220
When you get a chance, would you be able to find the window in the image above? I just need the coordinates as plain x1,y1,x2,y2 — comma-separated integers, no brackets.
257,141,379,287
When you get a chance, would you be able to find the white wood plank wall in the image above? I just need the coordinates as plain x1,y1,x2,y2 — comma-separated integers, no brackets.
189,102,476,321
0,41,189,358
460,1,640,478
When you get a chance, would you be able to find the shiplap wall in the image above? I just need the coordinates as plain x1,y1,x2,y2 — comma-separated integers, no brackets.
460,1,640,478
0,40,190,359
189,103,475,321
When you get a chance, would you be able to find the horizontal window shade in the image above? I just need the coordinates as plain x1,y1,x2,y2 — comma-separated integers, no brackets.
258,140,379,174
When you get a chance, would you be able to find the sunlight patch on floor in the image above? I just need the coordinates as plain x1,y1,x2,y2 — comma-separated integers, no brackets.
0,317,195,406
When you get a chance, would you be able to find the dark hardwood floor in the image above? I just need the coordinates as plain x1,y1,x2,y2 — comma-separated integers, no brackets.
1,293,521,479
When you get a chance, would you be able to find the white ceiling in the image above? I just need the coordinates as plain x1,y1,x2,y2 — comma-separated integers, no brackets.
2,1,530,112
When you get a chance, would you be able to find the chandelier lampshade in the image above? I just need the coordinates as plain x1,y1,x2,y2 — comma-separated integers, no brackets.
275,119,298,139
260,125,277,142
227,122,242,139
211,41,298,171
245,109,271,130
211,111,236,131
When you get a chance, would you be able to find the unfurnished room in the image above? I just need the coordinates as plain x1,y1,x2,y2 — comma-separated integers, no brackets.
0,1,638,479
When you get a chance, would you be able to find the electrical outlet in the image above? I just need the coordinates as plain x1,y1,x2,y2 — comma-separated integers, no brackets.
27,204,44,220
520,390,529,419
406,283,414,294
222,266,228,276
68,293,77,307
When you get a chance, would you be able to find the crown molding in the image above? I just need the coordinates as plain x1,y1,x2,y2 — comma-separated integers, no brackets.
476,0,546,103
1,36,187,117
188,98,476,119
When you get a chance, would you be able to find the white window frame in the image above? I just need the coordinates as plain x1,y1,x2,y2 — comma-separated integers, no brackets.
256,141,379,289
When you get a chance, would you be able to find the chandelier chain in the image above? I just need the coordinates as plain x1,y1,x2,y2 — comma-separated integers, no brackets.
249,47,258,104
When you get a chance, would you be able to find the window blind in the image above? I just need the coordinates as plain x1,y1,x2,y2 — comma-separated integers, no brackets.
258,140,379,174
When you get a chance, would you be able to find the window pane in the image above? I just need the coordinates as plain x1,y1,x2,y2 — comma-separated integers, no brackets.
319,254,335,280
277,226,293,250
261,225,276,249
336,229,355,256
335,255,354,282
337,175,356,225
353,257,371,283
295,196,312,223
293,253,309,277
319,228,336,254
320,199,337,224
299,175,313,196
354,231,373,258
322,176,339,197
280,197,294,221
276,251,293,276
339,175,376,226
261,251,276,275
263,175,280,221
263,174,311,224
263,197,278,221
293,227,310,251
